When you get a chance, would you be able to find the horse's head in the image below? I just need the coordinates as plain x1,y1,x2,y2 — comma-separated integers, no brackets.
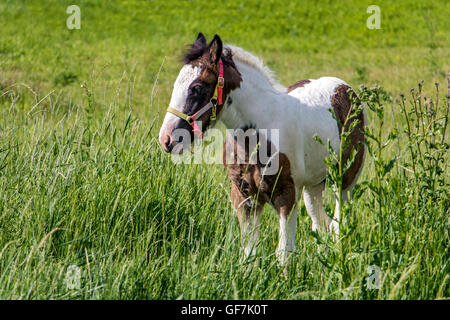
159,33,241,153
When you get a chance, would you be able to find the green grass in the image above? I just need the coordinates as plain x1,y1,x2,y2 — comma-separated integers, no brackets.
0,0,449,299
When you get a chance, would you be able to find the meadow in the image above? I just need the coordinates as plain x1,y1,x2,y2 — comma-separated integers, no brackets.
0,0,448,299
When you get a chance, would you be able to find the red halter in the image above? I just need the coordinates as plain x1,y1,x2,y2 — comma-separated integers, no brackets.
217,58,224,105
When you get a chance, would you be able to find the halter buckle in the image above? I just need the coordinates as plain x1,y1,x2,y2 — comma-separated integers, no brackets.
217,76,224,88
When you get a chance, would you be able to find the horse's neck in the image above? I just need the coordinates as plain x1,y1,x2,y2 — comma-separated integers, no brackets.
220,62,286,130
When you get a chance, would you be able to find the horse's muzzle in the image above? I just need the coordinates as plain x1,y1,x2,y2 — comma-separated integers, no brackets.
159,133,184,154
160,133,173,153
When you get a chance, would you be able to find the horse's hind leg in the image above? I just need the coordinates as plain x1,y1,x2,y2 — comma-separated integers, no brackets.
231,184,263,258
330,186,353,236
303,182,332,233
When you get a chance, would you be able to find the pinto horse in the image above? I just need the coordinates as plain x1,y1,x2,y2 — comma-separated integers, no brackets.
159,33,366,264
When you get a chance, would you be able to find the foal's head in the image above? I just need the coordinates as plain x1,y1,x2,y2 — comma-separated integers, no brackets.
159,33,241,153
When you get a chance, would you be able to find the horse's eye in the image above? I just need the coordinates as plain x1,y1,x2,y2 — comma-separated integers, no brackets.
192,85,202,95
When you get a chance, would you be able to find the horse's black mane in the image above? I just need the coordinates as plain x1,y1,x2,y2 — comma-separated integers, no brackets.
182,40,208,64
182,41,236,70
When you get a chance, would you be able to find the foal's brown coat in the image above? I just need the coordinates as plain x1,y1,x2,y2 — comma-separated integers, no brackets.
223,127,296,232
330,84,365,190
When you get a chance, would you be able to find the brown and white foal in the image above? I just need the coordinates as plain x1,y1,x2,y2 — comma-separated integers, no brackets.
158,33,366,264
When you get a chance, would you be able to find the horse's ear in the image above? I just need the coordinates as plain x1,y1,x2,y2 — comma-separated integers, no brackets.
195,32,207,47
208,34,222,64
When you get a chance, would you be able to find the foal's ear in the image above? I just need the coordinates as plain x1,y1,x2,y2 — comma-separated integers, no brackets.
195,32,207,47
208,34,222,64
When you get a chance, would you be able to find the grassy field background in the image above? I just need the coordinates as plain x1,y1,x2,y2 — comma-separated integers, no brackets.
0,0,448,299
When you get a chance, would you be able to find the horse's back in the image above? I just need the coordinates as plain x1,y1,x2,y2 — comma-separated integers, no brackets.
287,77,350,109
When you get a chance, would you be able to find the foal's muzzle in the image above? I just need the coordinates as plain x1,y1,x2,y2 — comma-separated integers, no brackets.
159,123,192,154
160,133,173,153
160,133,185,154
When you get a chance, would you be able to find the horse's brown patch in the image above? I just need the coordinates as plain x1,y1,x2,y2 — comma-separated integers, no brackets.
287,79,311,93
331,84,365,189
183,34,242,127
190,48,242,101
224,127,296,219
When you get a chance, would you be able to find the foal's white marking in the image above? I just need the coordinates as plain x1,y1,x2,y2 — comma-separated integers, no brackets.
159,64,202,140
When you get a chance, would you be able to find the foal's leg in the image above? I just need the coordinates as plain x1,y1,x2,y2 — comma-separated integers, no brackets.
274,187,297,265
303,182,332,233
231,184,263,258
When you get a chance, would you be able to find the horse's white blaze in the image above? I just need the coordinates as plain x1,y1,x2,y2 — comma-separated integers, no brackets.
159,64,202,141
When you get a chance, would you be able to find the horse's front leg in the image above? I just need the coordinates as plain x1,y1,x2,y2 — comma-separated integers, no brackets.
231,184,263,259
273,186,297,265
303,182,332,233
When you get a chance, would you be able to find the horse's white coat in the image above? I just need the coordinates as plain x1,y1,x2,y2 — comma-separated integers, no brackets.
161,44,365,264
220,62,346,187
